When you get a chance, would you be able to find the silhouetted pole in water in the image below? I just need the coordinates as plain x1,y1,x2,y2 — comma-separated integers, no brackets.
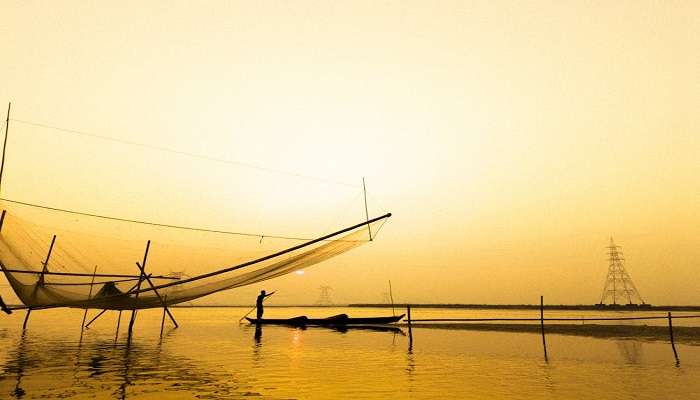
540,296,548,361
85,309,108,328
668,312,679,364
407,305,413,347
115,310,122,342
79,267,98,341
22,309,31,330
128,240,151,339
160,295,168,337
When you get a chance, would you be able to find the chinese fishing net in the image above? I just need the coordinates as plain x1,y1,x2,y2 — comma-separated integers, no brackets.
0,199,389,310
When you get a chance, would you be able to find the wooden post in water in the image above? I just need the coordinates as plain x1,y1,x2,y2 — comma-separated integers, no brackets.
540,296,548,361
115,310,122,342
22,309,31,330
85,309,108,328
407,305,413,347
668,312,679,364
128,240,151,338
79,266,98,339
160,295,168,338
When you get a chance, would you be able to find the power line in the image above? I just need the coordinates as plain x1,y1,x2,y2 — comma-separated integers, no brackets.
9,118,359,188
0,197,321,241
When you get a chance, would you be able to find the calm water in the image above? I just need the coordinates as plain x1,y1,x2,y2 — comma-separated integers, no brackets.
1,307,699,399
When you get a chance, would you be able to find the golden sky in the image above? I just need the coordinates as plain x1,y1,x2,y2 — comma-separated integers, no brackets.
1,1,698,305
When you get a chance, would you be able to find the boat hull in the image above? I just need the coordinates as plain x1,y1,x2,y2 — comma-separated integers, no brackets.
246,313,405,326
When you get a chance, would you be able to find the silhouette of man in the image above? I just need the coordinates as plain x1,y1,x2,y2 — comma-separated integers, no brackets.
256,290,275,320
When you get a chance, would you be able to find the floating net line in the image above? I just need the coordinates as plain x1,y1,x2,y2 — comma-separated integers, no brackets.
0,200,390,310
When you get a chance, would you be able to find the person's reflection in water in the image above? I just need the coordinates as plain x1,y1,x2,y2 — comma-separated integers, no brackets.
254,324,263,345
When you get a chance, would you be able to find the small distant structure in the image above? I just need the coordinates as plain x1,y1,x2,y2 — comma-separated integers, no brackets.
315,286,334,306
597,238,650,308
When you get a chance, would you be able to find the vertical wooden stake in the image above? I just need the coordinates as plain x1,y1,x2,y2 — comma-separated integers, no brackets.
0,102,11,195
115,310,122,342
540,296,548,361
160,295,167,338
80,266,98,338
128,240,151,338
668,312,679,364
22,308,31,330
407,305,413,347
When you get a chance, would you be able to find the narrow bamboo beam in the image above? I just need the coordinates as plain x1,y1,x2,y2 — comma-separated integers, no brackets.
37,235,56,286
540,296,548,361
85,309,108,328
0,102,11,194
115,310,122,342
79,266,98,337
136,261,178,327
160,295,168,337
407,305,413,347
127,240,150,338
668,312,679,364
22,309,31,330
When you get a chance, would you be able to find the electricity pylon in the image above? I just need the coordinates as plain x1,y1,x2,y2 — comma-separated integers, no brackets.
598,238,646,305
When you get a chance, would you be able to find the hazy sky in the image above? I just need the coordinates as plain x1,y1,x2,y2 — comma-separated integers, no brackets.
1,1,698,305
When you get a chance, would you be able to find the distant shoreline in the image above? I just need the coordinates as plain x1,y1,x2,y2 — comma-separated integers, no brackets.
172,304,700,311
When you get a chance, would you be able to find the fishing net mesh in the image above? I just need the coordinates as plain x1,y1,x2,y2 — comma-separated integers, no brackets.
0,200,387,309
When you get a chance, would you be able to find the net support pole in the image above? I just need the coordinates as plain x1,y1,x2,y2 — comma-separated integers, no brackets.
22,309,31,330
136,261,178,328
85,309,108,328
540,295,548,361
668,312,679,365
115,310,122,342
128,240,150,338
37,235,57,286
79,266,98,338
362,177,372,241
407,305,413,349
160,295,167,337
0,102,10,195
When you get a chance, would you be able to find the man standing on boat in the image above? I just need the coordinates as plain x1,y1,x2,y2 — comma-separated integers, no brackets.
256,290,275,320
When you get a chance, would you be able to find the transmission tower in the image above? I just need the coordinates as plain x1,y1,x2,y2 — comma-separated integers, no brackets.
315,286,334,306
598,238,646,305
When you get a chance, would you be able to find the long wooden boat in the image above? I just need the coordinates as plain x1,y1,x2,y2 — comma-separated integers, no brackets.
246,313,405,326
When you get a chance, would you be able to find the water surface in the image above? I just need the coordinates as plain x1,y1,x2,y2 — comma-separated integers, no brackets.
1,307,698,399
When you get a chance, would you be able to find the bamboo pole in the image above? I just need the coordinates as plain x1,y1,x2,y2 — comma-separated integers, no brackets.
135,261,177,327
540,296,548,361
115,310,122,341
79,266,98,337
362,177,372,241
85,309,108,328
407,305,413,346
22,309,31,330
668,312,679,364
128,240,150,337
37,235,56,286
160,295,167,337
0,102,10,195
133,213,392,295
